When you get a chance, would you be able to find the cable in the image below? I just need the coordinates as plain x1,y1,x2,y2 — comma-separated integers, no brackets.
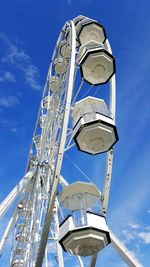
65,153,94,185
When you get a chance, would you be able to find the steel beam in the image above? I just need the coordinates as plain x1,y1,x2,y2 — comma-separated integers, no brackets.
110,230,143,267
0,168,36,219
35,20,76,267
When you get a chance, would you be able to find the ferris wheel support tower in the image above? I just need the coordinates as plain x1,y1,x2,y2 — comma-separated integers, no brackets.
0,16,143,267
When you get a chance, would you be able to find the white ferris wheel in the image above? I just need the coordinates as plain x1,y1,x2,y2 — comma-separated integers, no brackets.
0,15,143,267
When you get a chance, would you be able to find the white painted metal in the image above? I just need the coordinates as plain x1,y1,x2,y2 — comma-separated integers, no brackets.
0,168,36,219
49,76,59,92
54,57,67,75
12,259,23,267
100,39,117,215
73,15,87,26
0,209,18,256
72,97,117,154
102,148,114,214
10,175,38,266
78,40,115,85
35,20,76,267
59,175,69,187
76,256,84,267
59,213,110,256
39,114,47,128
60,181,101,207
78,23,105,44
0,15,144,267
89,253,98,267
105,39,116,120
110,230,143,267
71,80,84,106
73,114,117,155
72,96,110,127
53,202,64,267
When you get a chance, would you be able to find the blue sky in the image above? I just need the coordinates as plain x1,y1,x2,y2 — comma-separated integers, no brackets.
0,0,150,266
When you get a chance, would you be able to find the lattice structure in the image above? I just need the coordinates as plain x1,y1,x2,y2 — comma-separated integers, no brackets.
0,16,143,267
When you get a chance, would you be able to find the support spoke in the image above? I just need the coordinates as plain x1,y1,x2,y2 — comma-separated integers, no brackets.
110,230,143,267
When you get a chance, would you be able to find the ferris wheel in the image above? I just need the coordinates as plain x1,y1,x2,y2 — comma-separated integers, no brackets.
0,15,143,267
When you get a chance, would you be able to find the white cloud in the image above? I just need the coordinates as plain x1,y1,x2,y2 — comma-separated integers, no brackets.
0,32,42,90
121,222,150,248
0,95,20,108
0,119,16,128
145,225,150,231
0,71,15,83
138,232,150,244
0,119,26,136
128,223,141,230
21,64,42,91
122,229,137,244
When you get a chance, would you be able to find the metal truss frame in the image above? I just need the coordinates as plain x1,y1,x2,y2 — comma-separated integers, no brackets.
0,18,143,267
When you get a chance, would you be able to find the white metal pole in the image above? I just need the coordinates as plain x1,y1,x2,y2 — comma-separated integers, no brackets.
0,168,36,219
0,210,18,256
89,253,98,267
101,38,116,214
110,230,143,267
35,20,76,267
105,39,116,121
53,201,64,267
45,244,48,267
102,148,114,214
76,255,84,267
